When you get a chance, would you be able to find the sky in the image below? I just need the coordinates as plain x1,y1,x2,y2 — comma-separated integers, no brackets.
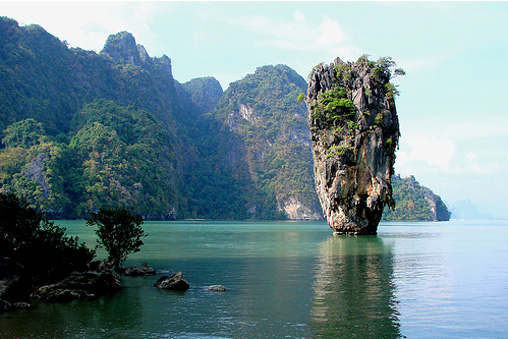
1,1,508,218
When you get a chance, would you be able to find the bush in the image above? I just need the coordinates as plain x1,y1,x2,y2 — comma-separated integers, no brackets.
0,192,95,284
0,192,41,255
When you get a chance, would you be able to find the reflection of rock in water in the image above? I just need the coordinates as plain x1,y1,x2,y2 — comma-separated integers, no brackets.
311,236,402,338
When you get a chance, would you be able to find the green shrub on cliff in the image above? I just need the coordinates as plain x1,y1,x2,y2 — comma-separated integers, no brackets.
0,119,69,216
68,100,179,218
311,88,356,128
2,119,45,149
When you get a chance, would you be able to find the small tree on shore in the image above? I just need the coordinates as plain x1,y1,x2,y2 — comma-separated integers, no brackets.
86,207,145,272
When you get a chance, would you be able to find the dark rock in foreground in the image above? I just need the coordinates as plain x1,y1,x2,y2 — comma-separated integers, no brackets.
306,56,401,234
154,272,189,291
32,271,122,302
0,299,13,313
0,299,33,313
0,257,31,305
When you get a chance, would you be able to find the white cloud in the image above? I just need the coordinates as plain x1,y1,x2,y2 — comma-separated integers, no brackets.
396,132,504,177
394,136,454,177
466,153,477,163
407,135,455,168
227,10,358,58
294,9,305,22
317,19,346,46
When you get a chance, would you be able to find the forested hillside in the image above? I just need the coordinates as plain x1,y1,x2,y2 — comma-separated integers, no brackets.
0,101,180,219
212,65,322,219
0,16,450,221
0,17,320,220
383,175,450,221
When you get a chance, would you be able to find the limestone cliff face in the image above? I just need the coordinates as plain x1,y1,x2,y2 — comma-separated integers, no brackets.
213,65,322,220
306,56,401,234
421,186,451,221
279,197,322,220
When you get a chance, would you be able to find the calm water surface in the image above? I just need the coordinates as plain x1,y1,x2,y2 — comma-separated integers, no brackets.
1,220,507,338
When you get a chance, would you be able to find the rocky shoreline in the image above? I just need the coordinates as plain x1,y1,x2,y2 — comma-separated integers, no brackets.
1,259,225,314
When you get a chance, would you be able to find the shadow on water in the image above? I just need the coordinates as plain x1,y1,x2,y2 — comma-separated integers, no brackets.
311,235,403,339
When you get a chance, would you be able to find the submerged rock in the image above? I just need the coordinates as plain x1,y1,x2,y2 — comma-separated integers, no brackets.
124,262,156,276
12,302,33,310
206,285,226,292
305,56,402,234
154,272,189,291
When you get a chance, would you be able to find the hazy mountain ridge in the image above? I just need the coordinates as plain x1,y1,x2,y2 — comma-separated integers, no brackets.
450,199,492,220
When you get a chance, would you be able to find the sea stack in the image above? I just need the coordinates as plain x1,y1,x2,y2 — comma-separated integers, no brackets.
305,56,402,234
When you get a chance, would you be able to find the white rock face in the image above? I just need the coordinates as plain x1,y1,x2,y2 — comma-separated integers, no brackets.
280,197,323,220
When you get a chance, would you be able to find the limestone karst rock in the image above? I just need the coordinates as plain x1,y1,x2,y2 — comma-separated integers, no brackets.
305,56,402,234
100,31,173,80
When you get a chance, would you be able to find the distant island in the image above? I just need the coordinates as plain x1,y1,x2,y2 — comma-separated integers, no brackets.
449,199,490,220
0,17,450,222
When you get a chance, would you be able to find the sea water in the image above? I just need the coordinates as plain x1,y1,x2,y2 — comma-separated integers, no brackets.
1,220,507,338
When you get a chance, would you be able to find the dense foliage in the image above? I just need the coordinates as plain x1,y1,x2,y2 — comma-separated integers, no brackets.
310,87,356,129
0,101,180,219
86,207,145,271
0,192,94,285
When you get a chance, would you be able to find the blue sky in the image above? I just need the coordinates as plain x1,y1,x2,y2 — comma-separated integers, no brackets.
2,1,508,218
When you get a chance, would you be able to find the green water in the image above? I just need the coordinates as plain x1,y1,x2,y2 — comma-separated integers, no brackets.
1,220,508,338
